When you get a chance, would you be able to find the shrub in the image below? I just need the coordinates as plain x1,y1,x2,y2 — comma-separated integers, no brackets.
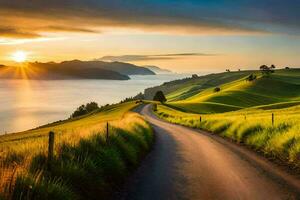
214,87,221,92
246,74,257,81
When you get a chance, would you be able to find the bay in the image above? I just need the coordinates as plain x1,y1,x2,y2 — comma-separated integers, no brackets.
0,74,188,134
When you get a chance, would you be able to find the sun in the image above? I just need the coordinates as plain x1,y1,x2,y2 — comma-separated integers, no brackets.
11,51,28,63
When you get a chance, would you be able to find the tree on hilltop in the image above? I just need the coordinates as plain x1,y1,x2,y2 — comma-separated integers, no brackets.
260,65,275,76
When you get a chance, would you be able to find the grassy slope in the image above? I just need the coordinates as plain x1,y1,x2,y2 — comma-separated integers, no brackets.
0,101,153,199
168,69,300,113
155,103,300,167
0,102,137,144
166,71,255,101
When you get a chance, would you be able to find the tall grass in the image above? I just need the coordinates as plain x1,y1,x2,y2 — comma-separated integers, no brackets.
155,104,300,167
0,104,153,199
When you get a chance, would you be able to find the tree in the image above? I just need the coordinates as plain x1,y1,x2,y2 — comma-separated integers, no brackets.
153,91,167,103
260,65,275,76
285,67,290,70
71,101,99,118
214,87,221,92
71,105,87,118
85,102,99,112
270,64,276,70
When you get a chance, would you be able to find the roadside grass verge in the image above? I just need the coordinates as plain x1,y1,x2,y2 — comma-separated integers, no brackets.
155,103,300,168
0,102,153,199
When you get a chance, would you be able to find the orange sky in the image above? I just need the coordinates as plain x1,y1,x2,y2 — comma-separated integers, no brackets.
1,1,299,72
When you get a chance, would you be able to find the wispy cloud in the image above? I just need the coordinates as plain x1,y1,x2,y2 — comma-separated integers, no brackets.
99,53,216,62
45,26,98,33
0,26,41,39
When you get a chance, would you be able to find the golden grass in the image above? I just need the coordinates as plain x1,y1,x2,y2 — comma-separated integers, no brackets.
0,101,141,196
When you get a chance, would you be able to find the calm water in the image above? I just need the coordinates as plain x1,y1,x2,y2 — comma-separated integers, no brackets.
0,74,188,134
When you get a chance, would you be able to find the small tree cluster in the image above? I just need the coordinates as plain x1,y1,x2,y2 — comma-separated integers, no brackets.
153,91,167,103
246,74,257,81
260,64,276,76
226,69,231,72
71,102,99,118
120,92,144,103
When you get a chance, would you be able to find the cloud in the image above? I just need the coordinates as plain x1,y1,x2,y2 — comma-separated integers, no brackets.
0,0,299,39
0,26,41,38
45,26,98,33
99,53,216,62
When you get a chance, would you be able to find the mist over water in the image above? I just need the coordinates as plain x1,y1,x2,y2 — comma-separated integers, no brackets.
0,74,188,134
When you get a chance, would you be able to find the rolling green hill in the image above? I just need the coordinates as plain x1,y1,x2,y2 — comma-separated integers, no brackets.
154,69,300,113
145,70,256,100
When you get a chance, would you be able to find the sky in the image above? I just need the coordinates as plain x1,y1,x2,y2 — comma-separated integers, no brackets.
0,0,299,72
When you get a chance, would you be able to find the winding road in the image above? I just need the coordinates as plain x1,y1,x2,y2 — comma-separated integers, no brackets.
120,104,300,200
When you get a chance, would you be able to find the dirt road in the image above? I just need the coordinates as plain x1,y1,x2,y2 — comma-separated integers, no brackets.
120,104,300,200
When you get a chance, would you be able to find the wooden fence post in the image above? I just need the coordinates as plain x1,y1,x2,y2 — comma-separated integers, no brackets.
106,122,109,143
48,131,55,170
200,116,202,123
272,113,274,126
153,104,157,111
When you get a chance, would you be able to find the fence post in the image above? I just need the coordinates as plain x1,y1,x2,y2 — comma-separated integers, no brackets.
106,122,109,143
200,116,202,123
244,115,246,120
48,131,55,170
272,113,274,126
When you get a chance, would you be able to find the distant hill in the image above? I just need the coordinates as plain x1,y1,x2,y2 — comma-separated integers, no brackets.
144,69,300,113
0,63,129,80
144,65,172,74
0,60,156,80
91,60,155,75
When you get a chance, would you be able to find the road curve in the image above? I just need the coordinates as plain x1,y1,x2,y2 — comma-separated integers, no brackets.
120,104,300,200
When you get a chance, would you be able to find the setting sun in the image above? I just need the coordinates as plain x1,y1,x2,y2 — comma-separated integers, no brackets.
11,51,27,63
